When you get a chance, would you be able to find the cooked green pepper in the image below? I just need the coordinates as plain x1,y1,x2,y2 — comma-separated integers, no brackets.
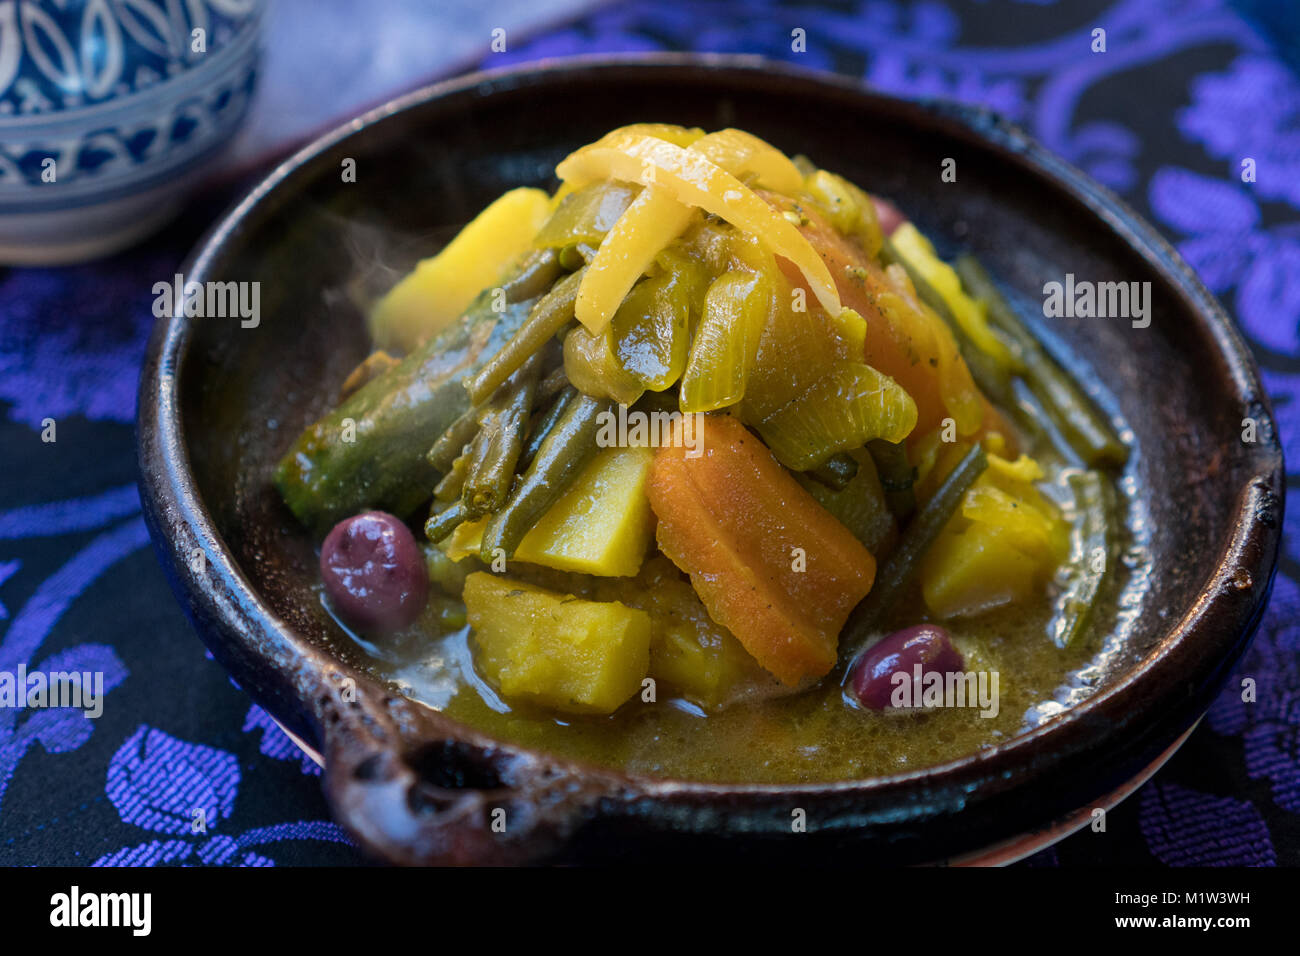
563,321,645,406
274,287,537,532
532,181,639,250
478,393,611,561
609,252,704,393
1051,470,1112,648
558,242,598,271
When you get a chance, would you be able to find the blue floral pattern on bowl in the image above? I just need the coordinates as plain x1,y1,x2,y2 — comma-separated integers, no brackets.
0,0,263,260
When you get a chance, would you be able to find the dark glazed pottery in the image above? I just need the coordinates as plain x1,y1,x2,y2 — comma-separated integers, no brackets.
137,55,1284,865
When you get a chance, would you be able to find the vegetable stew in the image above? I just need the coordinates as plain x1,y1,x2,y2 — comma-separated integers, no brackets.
273,124,1150,783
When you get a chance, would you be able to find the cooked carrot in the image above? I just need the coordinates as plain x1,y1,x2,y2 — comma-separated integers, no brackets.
647,414,876,686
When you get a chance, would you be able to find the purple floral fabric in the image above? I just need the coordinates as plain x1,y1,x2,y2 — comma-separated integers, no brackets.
1,0,1297,865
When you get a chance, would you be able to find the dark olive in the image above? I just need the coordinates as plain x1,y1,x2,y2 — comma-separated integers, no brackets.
847,623,964,710
320,511,428,632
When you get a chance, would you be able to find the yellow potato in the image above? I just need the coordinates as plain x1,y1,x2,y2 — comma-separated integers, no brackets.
921,522,1040,619
369,187,551,353
464,573,650,714
442,445,656,577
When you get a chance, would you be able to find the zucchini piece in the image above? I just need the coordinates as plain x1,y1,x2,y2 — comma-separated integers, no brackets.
274,287,537,532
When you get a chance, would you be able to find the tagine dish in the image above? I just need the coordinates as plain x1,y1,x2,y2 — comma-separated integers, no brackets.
272,124,1149,784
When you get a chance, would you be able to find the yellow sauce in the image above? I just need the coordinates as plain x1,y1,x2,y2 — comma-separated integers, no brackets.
354,454,1146,784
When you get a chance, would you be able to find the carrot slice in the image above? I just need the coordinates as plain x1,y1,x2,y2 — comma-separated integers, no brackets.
647,414,876,685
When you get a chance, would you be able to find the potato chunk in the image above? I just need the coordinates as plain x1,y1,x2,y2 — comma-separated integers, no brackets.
921,523,1039,619
369,187,552,353
443,446,655,577
464,573,651,714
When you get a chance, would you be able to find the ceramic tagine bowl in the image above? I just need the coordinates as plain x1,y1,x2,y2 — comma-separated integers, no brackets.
0,0,264,264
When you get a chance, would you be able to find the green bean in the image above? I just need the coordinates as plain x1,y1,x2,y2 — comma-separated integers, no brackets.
456,425,494,517
465,267,585,405
536,364,570,405
1051,471,1112,648
867,439,917,524
1020,348,1127,468
954,255,1128,468
520,385,576,472
839,443,988,665
806,452,860,492
433,452,469,503
424,500,467,543
461,352,543,515
430,337,561,476
500,248,562,304
953,256,1031,346
479,393,610,561
427,405,482,473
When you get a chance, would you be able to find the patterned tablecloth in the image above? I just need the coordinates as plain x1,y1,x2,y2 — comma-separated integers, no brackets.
1,0,1296,866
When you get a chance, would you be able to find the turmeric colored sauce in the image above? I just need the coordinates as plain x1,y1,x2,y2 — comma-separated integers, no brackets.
352,450,1148,785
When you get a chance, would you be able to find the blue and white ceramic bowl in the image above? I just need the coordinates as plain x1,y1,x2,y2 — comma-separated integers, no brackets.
0,0,264,264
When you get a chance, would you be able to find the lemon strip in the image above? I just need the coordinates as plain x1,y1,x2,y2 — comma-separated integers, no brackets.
557,131,841,329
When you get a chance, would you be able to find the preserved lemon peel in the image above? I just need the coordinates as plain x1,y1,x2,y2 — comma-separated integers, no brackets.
803,168,883,258
690,127,804,194
557,126,841,330
575,185,697,335
890,223,1014,368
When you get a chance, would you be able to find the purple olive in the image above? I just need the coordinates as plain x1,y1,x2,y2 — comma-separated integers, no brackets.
872,197,905,237
320,511,427,632
847,624,964,710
